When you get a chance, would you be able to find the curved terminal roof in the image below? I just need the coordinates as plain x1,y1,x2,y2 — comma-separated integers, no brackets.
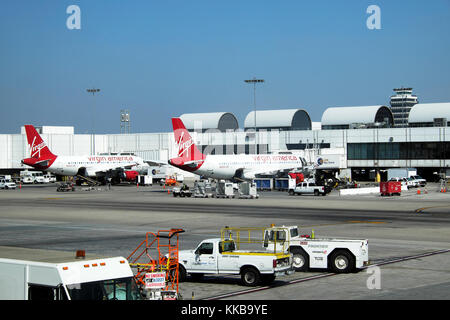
179,112,239,132
321,105,393,127
244,109,311,130
408,103,450,124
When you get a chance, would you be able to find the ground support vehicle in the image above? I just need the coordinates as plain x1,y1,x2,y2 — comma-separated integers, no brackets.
409,175,427,187
238,182,259,199
128,229,184,300
193,180,214,198
0,246,141,300
0,179,16,189
380,181,401,196
264,225,369,273
56,182,75,192
137,175,152,186
178,227,293,286
288,181,331,196
214,181,235,198
172,185,192,197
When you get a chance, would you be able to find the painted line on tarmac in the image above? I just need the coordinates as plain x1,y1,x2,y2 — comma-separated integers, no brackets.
202,249,450,300
415,205,450,214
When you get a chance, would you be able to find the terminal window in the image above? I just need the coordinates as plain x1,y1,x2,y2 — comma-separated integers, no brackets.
348,142,450,160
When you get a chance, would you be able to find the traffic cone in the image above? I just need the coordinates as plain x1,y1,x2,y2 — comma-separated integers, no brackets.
417,188,421,195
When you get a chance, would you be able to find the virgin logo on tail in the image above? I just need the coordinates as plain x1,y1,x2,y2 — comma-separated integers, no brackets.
30,136,47,159
24,125,57,162
177,131,194,158
171,118,205,162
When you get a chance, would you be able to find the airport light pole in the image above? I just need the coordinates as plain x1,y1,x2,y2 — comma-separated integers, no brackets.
87,88,100,155
244,78,264,154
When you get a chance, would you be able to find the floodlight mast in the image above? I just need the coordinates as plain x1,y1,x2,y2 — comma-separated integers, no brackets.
244,78,264,154
86,88,100,155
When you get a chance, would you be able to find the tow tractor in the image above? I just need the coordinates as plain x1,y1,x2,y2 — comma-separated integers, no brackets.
264,225,369,273
172,184,192,198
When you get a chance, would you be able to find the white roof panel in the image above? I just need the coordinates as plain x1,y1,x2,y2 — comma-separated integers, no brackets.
321,105,388,125
408,103,450,123
244,109,309,128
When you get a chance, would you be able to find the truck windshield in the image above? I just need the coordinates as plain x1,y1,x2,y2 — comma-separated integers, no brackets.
66,276,141,300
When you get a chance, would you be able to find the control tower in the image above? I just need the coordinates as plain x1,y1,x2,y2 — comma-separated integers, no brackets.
389,87,418,127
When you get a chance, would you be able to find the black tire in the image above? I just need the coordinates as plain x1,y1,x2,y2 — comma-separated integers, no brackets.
241,267,260,286
178,264,187,282
291,247,309,272
190,273,204,281
329,250,355,273
314,190,319,196
288,189,294,196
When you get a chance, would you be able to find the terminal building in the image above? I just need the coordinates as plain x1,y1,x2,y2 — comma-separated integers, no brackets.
1,94,449,181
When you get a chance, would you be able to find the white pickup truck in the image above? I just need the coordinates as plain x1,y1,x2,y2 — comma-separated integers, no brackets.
0,178,16,190
264,225,369,273
288,181,331,196
178,238,293,286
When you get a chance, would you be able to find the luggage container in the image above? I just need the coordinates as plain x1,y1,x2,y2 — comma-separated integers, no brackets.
274,178,289,191
380,181,401,196
254,178,273,191
214,181,235,198
238,182,259,199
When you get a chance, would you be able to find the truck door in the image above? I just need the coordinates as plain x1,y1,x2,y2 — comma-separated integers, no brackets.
192,242,218,273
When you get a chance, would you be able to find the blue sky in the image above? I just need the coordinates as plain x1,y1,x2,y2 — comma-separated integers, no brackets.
1,0,449,133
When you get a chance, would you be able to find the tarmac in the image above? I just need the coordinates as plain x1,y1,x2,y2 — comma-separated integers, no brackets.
0,182,449,301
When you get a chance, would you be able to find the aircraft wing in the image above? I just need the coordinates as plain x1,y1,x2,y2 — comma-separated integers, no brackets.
144,160,169,167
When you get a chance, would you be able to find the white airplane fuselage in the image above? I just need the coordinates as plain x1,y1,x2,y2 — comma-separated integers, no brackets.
42,155,146,177
181,153,305,180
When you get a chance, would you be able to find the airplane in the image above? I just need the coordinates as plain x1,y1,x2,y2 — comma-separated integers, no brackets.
168,118,307,181
21,124,149,184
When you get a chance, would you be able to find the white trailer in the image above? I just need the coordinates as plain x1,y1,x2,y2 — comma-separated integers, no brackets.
387,168,417,181
0,246,141,300
264,225,369,273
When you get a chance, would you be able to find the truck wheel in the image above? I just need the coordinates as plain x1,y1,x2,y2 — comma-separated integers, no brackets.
329,250,355,273
241,267,260,286
177,265,187,282
314,190,319,196
289,190,294,196
291,248,309,272
190,273,204,281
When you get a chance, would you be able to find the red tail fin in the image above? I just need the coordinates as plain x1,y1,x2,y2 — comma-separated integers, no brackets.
172,118,205,162
24,125,57,160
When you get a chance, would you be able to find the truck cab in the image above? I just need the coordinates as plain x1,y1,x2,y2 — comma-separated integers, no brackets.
0,246,141,300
